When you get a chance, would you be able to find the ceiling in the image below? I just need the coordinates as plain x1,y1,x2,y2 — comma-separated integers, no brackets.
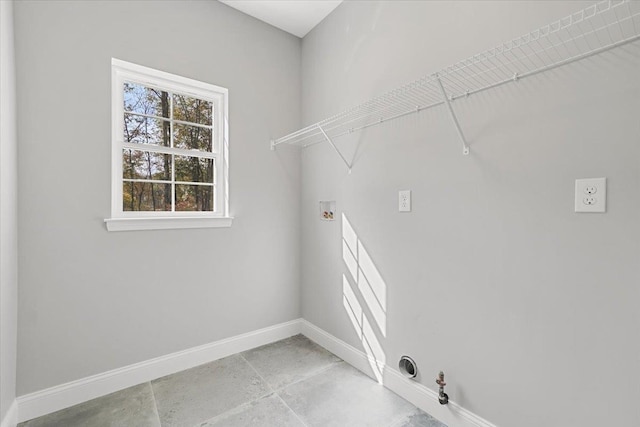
219,0,343,38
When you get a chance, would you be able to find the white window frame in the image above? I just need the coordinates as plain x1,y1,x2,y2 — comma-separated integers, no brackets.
105,59,231,231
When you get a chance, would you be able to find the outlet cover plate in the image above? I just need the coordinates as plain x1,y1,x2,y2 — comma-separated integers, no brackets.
575,177,606,213
399,190,411,212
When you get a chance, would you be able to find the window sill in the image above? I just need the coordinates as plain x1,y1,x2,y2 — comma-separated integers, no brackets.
104,216,233,232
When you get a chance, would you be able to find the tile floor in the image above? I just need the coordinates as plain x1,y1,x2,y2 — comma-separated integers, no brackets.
19,335,446,427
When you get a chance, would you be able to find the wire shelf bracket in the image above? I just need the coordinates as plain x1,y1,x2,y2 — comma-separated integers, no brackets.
318,124,353,173
270,0,640,166
436,74,470,155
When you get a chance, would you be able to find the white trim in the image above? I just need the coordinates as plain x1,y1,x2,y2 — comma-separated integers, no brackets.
13,318,498,426
0,400,17,427
120,142,218,159
300,320,498,427
110,58,230,222
301,320,375,377
111,58,228,97
104,216,233,232
16,319,302,423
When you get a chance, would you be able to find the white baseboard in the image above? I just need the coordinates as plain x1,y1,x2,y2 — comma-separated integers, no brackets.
15,318,496,427
16,318,303,423
0,400,18,427
300,319,382,380
300,320,497,427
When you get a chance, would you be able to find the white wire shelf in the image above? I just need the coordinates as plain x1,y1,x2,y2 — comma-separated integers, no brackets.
270,0,640,166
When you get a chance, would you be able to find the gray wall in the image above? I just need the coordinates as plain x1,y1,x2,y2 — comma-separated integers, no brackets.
301,1,640,426
1,0,18,421
14,0,301,395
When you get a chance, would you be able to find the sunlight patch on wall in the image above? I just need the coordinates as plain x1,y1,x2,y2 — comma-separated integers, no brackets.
342,214,386,336
342,213,388,384
343,275,363,340
343,275,385,383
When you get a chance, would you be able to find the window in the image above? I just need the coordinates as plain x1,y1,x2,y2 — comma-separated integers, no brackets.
105,59,231,231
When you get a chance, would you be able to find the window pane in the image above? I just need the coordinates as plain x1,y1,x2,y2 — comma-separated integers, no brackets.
174,123,212,152
124,82,170,118
123,149,172,181
172,93,212,126
123,182,171,211
124,114,170,146
175,155,214,183
175,184,214,212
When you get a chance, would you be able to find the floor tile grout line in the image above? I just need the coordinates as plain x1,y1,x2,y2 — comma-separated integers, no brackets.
239,353,285,404
238,353,276,395
193,354,277,426
239,353,312,427
274,392,311,427
147,381,163,427
182,342,343,426
194,398,263,427
271,360,344,394
20,339,439,427
158,349,341,427
238,351,340,395
240,353,444,427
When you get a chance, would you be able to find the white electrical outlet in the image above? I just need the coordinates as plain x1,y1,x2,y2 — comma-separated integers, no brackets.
399,190,411,212
575,177,606,213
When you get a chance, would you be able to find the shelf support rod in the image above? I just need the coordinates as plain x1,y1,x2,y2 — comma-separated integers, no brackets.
318,124,352,173
436,75,470,155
